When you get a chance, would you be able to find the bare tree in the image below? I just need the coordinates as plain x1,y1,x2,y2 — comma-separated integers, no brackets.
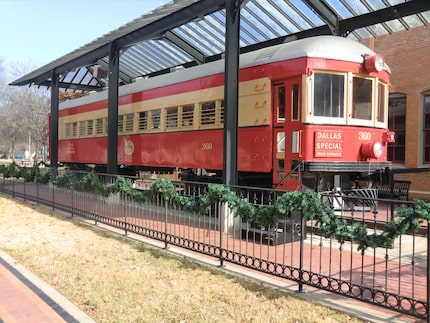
0,60,50,162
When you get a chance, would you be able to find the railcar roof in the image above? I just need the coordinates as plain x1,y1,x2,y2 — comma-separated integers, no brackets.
59,35,388,110
11,0,430,93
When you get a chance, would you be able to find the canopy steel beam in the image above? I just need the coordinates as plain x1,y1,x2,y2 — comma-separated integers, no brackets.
164,31,206,64
37,81,102,92
49,72,59,170
223,0,241,187
338,0,430,36
107,44,120,175
304,0,339,35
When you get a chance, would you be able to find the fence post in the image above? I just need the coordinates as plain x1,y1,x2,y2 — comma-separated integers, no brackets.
298,209,305,293
219,202,224,267
164,198,168,249
427,224,430,323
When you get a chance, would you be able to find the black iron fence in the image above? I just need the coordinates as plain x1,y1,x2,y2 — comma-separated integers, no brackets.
1,172,428,320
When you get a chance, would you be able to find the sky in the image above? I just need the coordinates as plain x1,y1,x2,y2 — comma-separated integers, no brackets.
0,0,170,81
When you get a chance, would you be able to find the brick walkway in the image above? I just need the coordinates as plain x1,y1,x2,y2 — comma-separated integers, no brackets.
0,251,95,323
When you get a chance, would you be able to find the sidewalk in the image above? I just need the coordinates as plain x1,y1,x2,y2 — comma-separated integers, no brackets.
0,250,95,323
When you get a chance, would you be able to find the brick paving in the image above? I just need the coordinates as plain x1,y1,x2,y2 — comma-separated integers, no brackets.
0,251,95,323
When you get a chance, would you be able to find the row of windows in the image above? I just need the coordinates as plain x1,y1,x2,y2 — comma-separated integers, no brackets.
313,73,386,124
64,101,225,138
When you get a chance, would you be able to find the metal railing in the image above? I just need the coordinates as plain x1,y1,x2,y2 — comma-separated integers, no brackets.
1,173,428,320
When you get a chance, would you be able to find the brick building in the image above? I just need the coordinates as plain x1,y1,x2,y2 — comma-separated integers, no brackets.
362,25,430,199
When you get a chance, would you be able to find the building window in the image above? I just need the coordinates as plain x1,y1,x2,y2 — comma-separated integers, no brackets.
424,94,430,164
388,94,406,163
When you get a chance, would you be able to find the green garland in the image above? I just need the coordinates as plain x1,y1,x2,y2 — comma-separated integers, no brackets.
1,163,429,251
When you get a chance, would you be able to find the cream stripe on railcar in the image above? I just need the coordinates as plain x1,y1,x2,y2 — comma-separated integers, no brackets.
60,36,389,111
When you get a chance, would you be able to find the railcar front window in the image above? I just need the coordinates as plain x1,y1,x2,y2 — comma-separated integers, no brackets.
314,73,344,118
352,77,372,120
377,82,386,123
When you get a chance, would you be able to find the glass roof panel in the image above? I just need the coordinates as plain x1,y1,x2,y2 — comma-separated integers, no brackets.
11,0,430,91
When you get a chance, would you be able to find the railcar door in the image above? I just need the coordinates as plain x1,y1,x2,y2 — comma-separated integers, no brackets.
272,78,302,191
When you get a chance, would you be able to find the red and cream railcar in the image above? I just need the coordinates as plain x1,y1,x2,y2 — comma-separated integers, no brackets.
57,36,393,190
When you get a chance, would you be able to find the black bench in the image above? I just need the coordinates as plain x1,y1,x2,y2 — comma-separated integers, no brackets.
376,180,411,201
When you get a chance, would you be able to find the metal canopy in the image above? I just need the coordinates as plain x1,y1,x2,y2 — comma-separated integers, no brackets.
10,0,430,92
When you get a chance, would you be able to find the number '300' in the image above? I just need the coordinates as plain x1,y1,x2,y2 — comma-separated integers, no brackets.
202,143,213,150
358,132,372,140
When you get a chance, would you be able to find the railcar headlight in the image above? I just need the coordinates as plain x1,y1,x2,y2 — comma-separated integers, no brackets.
363,54,385,73
361,142,384,159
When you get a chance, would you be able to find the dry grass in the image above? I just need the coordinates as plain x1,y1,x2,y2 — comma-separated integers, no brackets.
0,195,364,323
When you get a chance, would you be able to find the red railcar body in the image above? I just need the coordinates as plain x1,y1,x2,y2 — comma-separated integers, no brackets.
55,36,393,190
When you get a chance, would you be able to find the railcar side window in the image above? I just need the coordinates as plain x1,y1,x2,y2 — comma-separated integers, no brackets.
166,107,178,128
65,123,71,138
277,86,285,122
151,109,161,129
352,77,372,120
314,73,344,118
220,101,224,124
125,113,134,132
139,111,148,131
182,104,194,127
79,121,86,136
118,115,124,133
292,84,300,121
87,120,93,135
96,118,104,135
72,122,78,137
200,102,216,125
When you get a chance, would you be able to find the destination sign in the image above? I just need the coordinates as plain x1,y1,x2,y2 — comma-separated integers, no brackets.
314,130,343,158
